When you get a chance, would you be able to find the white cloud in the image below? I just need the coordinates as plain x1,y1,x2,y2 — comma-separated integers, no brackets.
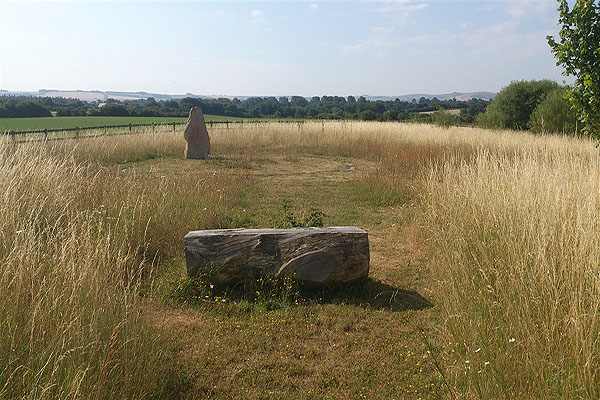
366,1,429,27
309,3,318,11
505,2,554,18
250,9,266,29
483,21,516,35
373,25,394,35
341,27,395,57
342,44,364,53
374,2,429,13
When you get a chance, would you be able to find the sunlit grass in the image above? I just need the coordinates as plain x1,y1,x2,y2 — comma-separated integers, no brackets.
425,138,600,398
2,120,598,398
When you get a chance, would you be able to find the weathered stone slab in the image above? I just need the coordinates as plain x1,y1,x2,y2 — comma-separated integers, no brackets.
183,106,210,159
184,227,369,286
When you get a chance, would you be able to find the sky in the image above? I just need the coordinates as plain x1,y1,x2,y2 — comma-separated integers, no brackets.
0,0,573,96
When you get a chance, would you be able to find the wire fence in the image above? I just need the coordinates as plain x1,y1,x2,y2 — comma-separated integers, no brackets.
0,120,299,143
2,119,464,144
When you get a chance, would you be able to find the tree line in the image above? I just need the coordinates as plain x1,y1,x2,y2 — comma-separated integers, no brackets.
0,81,591,136
0,99,53,118
476,79,579,134
0,94,488,124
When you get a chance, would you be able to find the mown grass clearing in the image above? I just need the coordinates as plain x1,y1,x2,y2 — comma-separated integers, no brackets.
143,151,438,399
1,121,598,399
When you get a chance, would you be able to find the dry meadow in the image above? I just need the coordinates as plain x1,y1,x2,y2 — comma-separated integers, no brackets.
1,121,598,399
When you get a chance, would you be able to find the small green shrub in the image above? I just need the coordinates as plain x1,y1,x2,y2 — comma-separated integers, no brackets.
272,199,324,228
168,271,301,312
528,88,579,134
431,109,458,128
478,79,561,130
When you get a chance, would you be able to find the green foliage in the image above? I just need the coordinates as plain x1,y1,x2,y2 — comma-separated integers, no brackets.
382,109,398,121
547,0,600,136
358,110,378,121
0,99,52,118
87,103,130,116
272,199,324,228
169,276,213,304
528,87,579,134
168,272,301,312
478,80,560,130
431,109,458,128
1,94,490,124
459,99,488,123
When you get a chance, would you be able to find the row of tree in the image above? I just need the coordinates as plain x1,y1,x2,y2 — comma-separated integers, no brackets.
0,94,489,123
2,1,598,135
0,99,53,118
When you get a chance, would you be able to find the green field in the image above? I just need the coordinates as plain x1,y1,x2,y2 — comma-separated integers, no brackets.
0,115,246,132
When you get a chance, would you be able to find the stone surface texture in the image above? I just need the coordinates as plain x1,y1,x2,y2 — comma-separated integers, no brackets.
183,106,210,159
184,227,369,286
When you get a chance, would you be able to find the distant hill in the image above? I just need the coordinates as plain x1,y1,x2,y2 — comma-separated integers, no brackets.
362,92,496,102
0,89,214,102
0,89,496,102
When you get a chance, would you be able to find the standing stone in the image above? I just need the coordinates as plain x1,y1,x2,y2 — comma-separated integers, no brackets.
184,106,210,159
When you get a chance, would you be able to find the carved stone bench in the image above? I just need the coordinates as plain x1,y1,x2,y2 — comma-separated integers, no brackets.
184,227,369,287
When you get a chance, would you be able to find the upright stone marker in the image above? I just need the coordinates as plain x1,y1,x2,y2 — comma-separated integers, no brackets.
184,227,370,287
184,106,210,159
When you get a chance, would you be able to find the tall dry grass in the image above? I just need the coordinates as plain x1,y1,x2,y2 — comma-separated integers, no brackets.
238,121,600,398
3,121,599,398
0,121,469,399
0,131,249,399
425,135,600,398
214,121,600,397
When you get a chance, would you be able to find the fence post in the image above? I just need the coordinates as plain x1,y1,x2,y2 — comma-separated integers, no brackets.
152,122,155,133
173,122,176,132
129,123,132,133
44,129,48,141
76,127,79,139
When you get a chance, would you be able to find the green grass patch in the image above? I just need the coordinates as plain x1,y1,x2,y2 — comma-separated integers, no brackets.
0,115,250,132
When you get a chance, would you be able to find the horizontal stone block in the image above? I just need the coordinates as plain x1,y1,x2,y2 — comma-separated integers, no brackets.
184,227,369,287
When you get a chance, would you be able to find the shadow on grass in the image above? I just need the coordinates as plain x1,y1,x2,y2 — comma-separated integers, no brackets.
168,273,432,314
306,277,433,312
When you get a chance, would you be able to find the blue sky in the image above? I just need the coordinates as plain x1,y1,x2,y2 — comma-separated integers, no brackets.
0,0,572,96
